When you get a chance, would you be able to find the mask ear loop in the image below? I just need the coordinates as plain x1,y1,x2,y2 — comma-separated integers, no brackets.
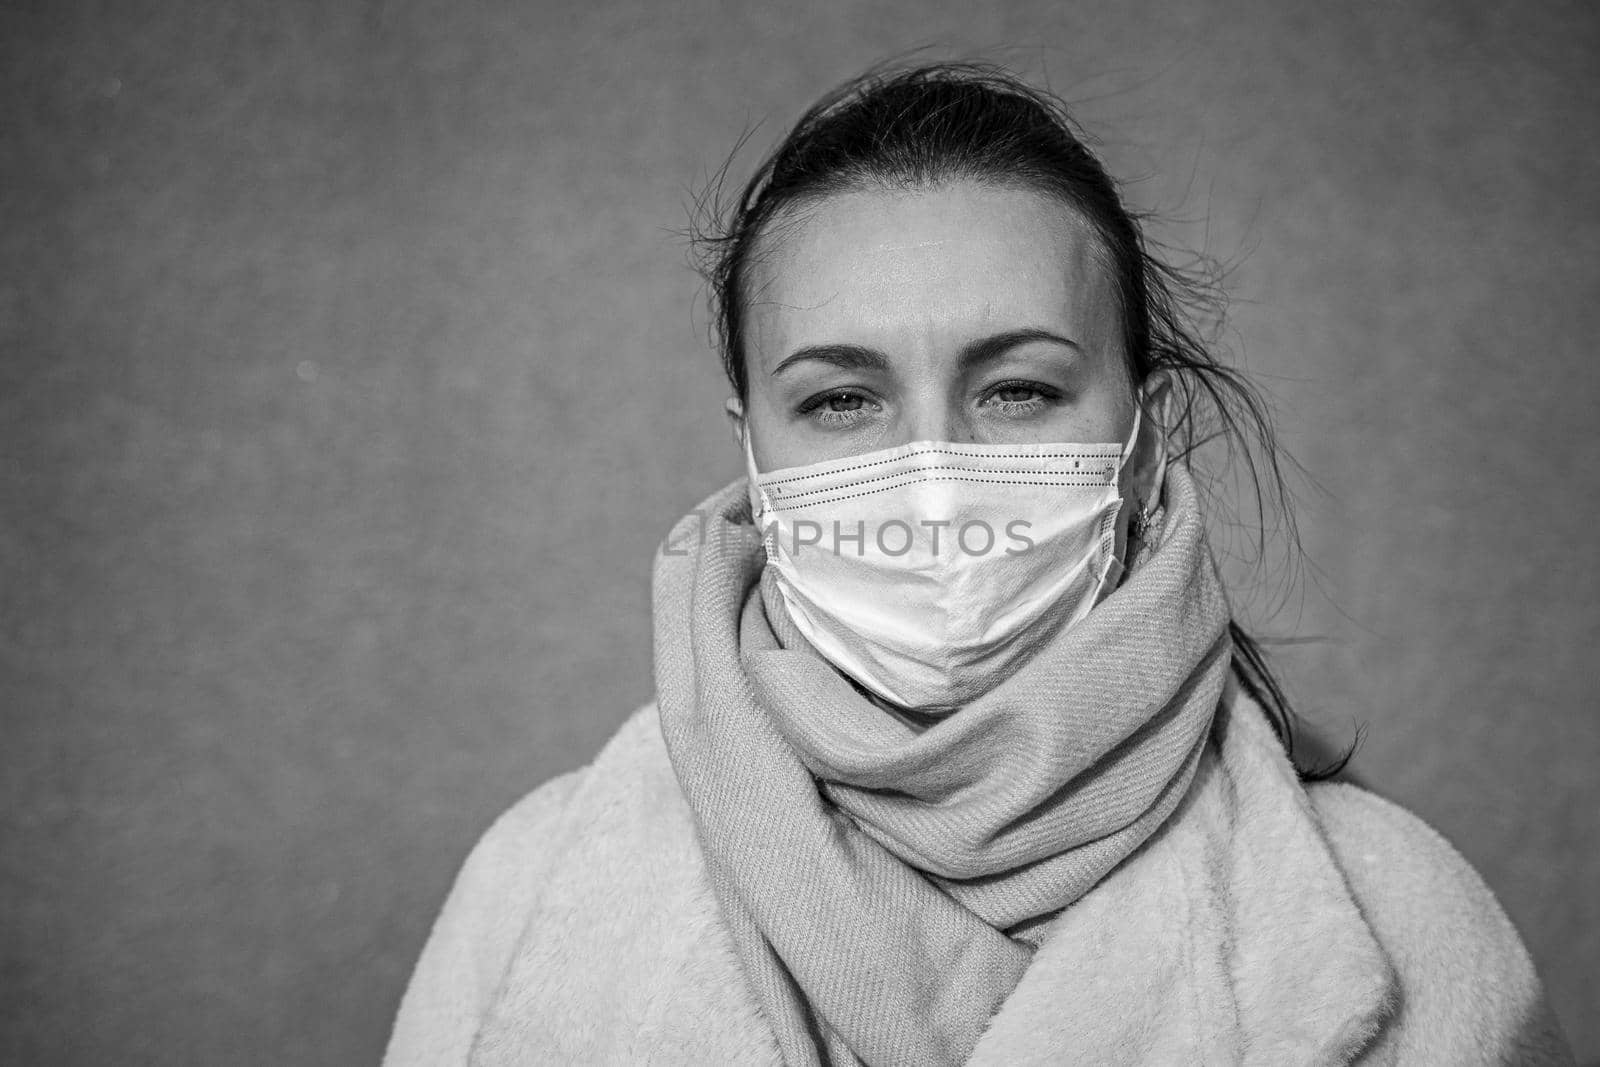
1097,405,1147,597
1119,404,1144,466
742,428,773,529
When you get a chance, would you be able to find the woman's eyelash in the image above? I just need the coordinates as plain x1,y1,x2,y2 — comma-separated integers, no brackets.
798,389,874,418
985,380,1062,404
798,390,846,412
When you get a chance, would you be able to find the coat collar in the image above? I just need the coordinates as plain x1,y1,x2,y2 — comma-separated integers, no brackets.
970,690,1398,1065
470,693,1396,1065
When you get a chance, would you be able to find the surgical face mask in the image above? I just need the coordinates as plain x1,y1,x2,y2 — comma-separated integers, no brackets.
746,412,1140,713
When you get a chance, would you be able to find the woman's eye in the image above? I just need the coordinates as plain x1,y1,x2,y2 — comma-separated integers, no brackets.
983,380,1059,413
799,389,876,425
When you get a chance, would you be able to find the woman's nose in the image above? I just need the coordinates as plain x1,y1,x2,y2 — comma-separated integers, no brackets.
898,395,968,444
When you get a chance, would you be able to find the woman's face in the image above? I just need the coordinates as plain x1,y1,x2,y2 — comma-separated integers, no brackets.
731,182,1145,474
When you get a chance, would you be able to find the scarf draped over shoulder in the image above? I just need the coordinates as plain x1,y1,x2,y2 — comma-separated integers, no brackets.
653,463,1233,1067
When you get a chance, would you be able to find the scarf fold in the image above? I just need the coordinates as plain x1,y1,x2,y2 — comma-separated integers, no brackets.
654,464,1233,1067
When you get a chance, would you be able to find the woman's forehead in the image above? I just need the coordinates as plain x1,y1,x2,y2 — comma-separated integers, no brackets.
744,183,1120,366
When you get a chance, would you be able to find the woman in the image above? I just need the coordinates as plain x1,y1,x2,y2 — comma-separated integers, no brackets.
386,64,1572,1065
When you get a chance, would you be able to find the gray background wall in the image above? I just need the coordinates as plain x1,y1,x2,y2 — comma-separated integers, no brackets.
3,0,1595,1062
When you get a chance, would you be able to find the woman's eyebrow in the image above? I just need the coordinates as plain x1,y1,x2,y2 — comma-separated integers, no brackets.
771,344,893,377
961,328,1081,366
771,329,1078,378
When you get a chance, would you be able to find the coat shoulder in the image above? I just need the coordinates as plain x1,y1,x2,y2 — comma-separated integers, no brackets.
1307,782,1573,1064
384,704,673,1066
437,702,670,920
473,702,679,852
451,702,782,1065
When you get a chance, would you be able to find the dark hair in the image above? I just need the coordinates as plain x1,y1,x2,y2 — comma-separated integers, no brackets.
692,62,1350,779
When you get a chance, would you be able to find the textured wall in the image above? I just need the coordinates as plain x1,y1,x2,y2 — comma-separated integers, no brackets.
2,1,1595,1062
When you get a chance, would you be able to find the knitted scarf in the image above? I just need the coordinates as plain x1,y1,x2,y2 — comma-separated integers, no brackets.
654,463,1233,1067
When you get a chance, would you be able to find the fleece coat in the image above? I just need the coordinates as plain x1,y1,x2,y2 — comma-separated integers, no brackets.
385,692,1573,1065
